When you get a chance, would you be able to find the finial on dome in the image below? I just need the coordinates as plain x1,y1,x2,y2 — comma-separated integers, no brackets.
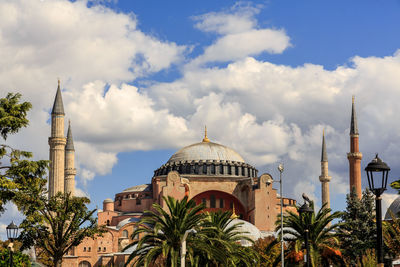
231,203,239,219
58,78,60,87
202,125,210,143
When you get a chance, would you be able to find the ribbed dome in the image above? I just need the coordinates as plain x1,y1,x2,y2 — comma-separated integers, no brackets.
385,196,400,220
168,142,245,164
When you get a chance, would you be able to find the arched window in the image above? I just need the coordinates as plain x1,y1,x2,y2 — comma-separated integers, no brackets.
106,220,110,226
122,230,128,238
211,164,215,174
210,195,216,208
136,198,141,205
79,261,91,267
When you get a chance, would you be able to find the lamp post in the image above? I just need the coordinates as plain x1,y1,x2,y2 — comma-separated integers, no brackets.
181,229,197,267
266,163,285,266
277,163,284,267
299,201,313,267
365,154,390,267
6,221,19,267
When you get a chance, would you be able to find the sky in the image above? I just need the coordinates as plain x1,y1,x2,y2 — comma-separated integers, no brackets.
1,0,400,238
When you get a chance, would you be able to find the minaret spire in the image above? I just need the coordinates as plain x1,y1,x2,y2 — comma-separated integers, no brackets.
49,80,66,197
319,130,331,215
347,96,363,199
65,120,76,196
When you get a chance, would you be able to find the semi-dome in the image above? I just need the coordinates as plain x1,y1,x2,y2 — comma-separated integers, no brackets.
385,196,400,220
227,219,262,246
168,141,245,164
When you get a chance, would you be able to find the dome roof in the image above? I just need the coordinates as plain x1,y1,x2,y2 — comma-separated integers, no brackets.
385,196,400,220
103,198,113,203
227,219,261,246
117,217,140,229
168,141,245,164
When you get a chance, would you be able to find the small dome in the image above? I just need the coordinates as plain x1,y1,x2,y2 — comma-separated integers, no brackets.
227,219,261,246
168,142,245,164
385,196,400,220
103,198,113,203
117,217,140,229
122,184,152,193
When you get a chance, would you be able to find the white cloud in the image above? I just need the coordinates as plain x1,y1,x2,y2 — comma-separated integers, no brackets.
190,4,290,66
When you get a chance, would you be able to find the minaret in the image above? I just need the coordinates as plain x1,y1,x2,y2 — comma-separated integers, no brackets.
48,80,66,197
65,121,76,196
319,130,331,212
347,96,363,199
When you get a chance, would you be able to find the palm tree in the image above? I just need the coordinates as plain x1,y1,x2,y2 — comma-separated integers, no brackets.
278,202,343,266
198,210,259,266
123,196,207,267
383,210,400,259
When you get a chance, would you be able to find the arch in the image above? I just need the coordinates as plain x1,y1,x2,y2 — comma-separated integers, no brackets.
79,261,91,267
192,190,247,220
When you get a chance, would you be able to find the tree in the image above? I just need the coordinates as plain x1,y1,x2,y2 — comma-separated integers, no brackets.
252,236,281,267
280,202,343,266
124,197,255,267
124,196,207,267
18,192,105,267
0,93,48,213
338,188,376,265
383,210,400,259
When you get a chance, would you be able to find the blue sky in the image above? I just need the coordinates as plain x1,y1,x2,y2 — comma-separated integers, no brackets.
1,0,400,238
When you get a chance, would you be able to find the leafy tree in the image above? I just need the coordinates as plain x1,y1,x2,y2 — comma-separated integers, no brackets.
18,192,105,267
338,188,376,265
0,93,48,213
383,210,400,259
280,202,343,266
0,248,30,267
252,236,281,267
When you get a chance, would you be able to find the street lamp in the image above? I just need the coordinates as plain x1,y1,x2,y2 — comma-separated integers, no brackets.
6,221,19,267
180,229,197,267
365,154,390,267
266,163,285,267
299,201,313,267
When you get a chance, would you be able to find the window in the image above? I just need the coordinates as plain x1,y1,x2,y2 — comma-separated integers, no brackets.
122,230,128,238
98,247,101,252
211,164,215,174
202,198,206,207
79,261,91,267
203,165,207,174
228,166,232,175
106,220,110,226
230,202,233,209
235,166,239,176
210,195,216,208
219,198,224,208
103,247,106,252
88,247,91,252
136,198,141,205
83,247,86,252
219,165,224,174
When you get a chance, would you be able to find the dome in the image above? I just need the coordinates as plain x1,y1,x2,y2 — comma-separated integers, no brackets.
227,219,262,246
168,141,245,164
385,196,400,220
103,198,113,203
117,217,140,229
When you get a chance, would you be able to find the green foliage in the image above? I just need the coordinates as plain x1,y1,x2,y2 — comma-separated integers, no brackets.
123,196,256,267
278,202,343,266
18,192,106,267
390,179,400,193
0,93,48,214
338,188,376,265
383,210,400,258
0,248,31,267
0,93,31,140
252,236,281,267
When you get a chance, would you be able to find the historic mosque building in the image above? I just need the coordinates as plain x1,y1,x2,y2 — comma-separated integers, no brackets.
47,82,369,267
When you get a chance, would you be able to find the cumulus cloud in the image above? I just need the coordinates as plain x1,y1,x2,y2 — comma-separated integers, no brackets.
2,0,400,222
190,4,290,66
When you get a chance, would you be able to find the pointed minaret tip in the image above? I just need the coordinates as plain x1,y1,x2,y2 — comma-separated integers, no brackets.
202,125,210,142
52,80,65,115
350,95,359,135
321,129,328,162
66,121,75,151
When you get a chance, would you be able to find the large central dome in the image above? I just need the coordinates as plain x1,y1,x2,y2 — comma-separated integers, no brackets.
167,141,245,164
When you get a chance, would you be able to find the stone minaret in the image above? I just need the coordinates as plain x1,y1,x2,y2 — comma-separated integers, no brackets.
65,121,76,196
48,80,66,197
347,96,363,199
319,130,331,212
